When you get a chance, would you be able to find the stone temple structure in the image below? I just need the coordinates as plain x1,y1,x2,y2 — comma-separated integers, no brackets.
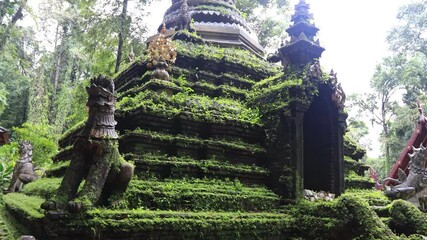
6,1,419,239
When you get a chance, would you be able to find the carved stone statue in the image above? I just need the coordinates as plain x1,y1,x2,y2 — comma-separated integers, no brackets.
4,141,36,193
328,69,337,85
328,70,346,108
178,0,191,31
382,145,427,211
309,61,322,78
42,75,134,213
127,46,135,62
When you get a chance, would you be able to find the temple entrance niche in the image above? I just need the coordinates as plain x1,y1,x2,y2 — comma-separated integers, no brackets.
303,84,339,193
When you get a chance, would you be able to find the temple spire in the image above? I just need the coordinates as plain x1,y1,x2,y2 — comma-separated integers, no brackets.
268,0,324,68
158,0,264,56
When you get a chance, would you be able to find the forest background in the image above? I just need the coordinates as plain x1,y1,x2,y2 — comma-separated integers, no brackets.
0,0,426,186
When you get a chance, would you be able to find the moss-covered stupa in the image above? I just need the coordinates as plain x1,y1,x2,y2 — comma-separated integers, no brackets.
3,0,427,239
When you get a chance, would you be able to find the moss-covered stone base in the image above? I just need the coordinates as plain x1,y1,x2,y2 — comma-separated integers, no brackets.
4,185,426,240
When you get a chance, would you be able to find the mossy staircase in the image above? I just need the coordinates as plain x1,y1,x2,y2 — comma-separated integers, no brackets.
5,180,420,239
3,177,288,239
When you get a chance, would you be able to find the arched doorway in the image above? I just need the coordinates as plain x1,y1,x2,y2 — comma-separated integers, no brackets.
303,84,341,193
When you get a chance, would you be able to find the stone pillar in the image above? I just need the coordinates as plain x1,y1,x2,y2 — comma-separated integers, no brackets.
336,110,348,194
265,102,308,201
290,102,308,199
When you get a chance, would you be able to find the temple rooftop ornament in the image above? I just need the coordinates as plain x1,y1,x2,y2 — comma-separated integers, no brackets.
268,0,324,69
159,0,264,56
147,24,177,81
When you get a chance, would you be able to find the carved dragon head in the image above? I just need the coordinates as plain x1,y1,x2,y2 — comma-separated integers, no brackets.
408,145,427,170
383,144,427,200
86,75,115,109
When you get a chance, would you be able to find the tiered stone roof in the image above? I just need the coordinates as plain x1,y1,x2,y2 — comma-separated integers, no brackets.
161,0,264,56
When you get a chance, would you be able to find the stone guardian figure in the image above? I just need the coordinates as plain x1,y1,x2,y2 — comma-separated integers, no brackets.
42,75,134,213
4,141,36,193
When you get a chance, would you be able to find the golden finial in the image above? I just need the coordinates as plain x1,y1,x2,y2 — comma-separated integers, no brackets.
147,23,177,80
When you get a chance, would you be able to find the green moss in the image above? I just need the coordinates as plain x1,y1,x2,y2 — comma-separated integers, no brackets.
117,88,261,124
0,202,29,240
344,156,369,174
45,160,71,176
116,178,279,211
335,195,397,240
250,69,320,115
343,189,391,206
130,153,268,176
113,55,148,80
175,40,278,76
388,199,427,236
22,178,62,199
125,128,266,154
85,209,293,238
172,30,205,43
58,120,85,143
344,133,366,160
3,193,45,220
345,170,374,188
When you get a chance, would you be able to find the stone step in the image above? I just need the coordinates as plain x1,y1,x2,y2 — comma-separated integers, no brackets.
120,129,266,166
119,178,279,211
128,153,268,185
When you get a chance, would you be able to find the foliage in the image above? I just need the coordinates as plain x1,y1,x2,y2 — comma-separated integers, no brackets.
4,177,423,239
348,54,403,173
0,83,8,116
387,0,427,57
365,156,387,180
251,13,287,49
12,123,58,167
64,80,89,130
0,43,31,128
0,142,19,164
346,117,371,151
0,162,14,190
235,0,289,48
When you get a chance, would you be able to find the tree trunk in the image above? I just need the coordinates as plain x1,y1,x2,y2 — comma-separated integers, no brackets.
381,100,391,172
114,0,128,73
0,2,26,53
49,24,67,124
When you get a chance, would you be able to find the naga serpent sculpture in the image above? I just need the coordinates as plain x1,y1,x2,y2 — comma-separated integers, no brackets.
382,145,427,211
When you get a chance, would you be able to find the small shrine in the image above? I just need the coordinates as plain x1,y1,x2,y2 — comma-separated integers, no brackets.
265,0,346,196
0,126,10,145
